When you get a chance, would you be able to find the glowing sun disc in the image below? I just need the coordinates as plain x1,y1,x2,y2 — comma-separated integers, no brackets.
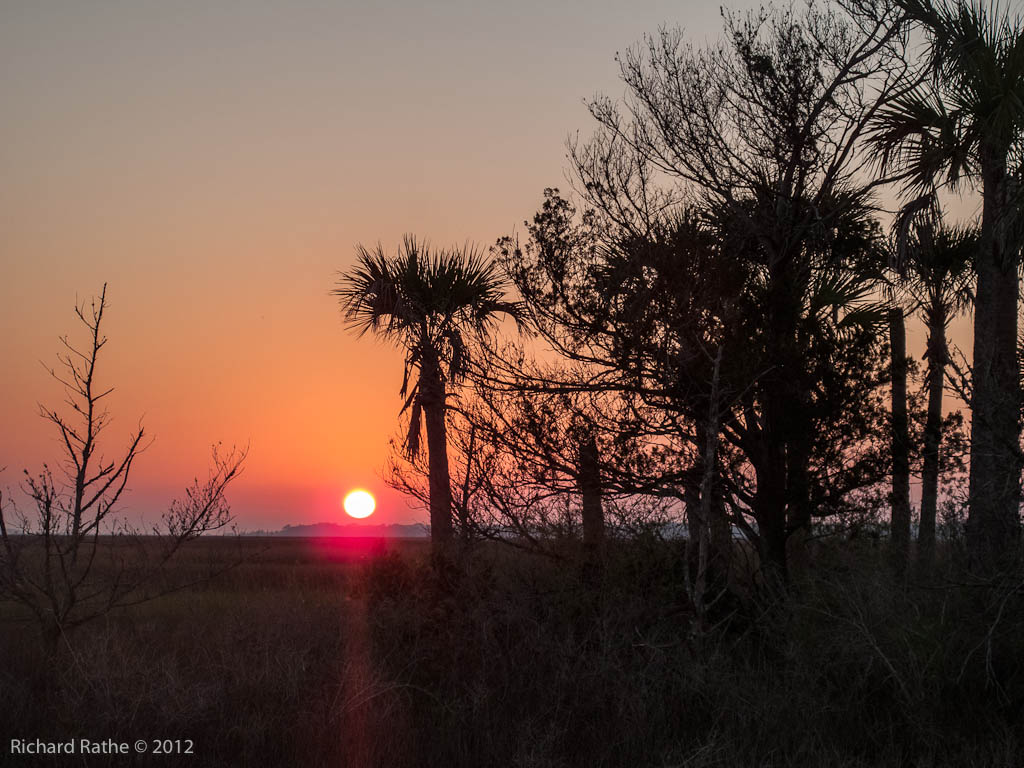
343,490,376,519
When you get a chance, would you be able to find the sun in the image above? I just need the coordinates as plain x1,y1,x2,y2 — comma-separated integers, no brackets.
343,489,376,519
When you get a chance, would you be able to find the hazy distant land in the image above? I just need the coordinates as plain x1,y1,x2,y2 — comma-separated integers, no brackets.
244,521,429,538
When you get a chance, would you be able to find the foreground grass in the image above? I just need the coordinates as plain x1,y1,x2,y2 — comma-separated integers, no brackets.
2,536,1023,766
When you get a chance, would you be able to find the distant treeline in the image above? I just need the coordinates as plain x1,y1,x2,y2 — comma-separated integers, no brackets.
243,523,429,538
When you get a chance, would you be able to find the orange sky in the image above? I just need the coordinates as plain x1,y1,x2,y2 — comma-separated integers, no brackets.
0,1,977,529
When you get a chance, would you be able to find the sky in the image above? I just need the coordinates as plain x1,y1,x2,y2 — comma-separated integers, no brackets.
0,0,973,530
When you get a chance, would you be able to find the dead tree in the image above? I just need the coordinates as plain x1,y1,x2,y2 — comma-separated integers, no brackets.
0,285,245,650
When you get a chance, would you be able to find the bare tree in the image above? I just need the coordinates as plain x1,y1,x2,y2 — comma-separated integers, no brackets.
0,285,245,650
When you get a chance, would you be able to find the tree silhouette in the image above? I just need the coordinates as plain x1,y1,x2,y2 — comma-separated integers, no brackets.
502,184,892,591
0,285,245,650
868,0,1024,574
892,202,976,569
334,237,522,554
520,2,908,583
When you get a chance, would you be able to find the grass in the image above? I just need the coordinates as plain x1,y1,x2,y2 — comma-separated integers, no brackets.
2,535,1023,766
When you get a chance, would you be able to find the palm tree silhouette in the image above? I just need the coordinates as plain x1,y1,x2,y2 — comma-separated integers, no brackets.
893,201,976,569
871,0,1024,572
334,236,522,553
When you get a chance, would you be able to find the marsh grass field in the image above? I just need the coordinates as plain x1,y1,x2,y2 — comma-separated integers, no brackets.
3,535,1024,767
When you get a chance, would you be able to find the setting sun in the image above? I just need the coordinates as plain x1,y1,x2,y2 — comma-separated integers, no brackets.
342,489,376,519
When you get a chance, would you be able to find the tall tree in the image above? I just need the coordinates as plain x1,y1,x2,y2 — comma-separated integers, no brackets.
503,186,892,588
869,0,1024,574
536,1,908,582
889,305,913,575
893,202,976,569
334,237,522,554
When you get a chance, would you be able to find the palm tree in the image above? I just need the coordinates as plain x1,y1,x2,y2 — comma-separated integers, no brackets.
894,202,977,570
334,236,522,553
871,0,1024,574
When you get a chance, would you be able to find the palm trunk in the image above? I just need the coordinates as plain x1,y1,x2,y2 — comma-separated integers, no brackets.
754,443,789,588
919,299,946,572
890,307,911,578
786,439,812,579
758,504,788,591
756,263,798,588
420,358,453,553
968,152,1021,575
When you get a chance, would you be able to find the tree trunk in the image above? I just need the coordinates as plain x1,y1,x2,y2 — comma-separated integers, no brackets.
685,430,733,599
758,507,788,593
708,493,732,589
890,307,912,578
786,439,812,579
754,446,789,589
690,347,724,624
968,152,1021,575
682,455,702,605
755,253,802,588
756,336,793,586
43,619,63,658
577,430,604,582
683,474,701,548
919,300,946,572
420,358,453,554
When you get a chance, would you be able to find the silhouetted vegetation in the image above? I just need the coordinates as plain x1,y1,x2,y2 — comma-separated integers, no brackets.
3,536,1023,767
6,0,1024,764
364,0,1024,760
333,238,523,557
861,0,1024,573
0,286,245,652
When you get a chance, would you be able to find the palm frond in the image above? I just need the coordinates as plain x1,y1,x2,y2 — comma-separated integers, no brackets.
335,233,524,447
332,243,415,340
891,191,978,320
892,192,941,274
869,84,970,193
884,0,1024,202
838,301,891,333
808,271,880,321
405,398,422,458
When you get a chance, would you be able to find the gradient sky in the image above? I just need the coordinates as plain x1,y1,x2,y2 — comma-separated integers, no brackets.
0,0,973,529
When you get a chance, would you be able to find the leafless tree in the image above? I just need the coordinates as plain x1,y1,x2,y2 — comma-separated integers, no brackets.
0,285,246,650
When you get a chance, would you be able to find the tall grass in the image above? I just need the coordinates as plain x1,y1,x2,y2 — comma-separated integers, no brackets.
2,536,1022,766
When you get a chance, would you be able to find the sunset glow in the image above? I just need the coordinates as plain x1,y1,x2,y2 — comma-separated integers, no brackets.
0,0,975,533
343,490,376,519
0,0,732,532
